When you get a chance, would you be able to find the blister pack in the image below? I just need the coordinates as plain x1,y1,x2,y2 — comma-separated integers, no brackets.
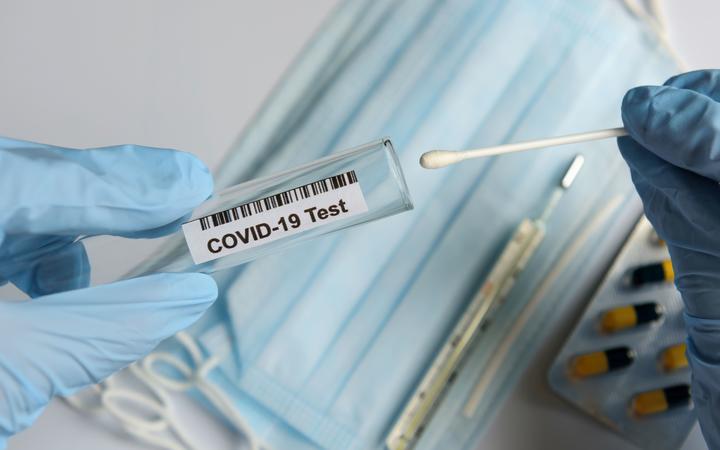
548,217,696,450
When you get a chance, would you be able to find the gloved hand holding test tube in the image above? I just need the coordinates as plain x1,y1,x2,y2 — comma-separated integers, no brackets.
3,137,413,294
0,136,412,445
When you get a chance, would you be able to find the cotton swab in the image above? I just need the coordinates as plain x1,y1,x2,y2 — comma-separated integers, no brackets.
419,127,628,169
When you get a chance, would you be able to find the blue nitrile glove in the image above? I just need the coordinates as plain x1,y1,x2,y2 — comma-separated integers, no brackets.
618,69,720,449
0,137,218,447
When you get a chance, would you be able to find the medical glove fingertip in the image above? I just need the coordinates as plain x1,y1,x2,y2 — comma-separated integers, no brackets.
621,85,669,143
105,148,213,237
66,273,218,338
169,149,215,206
165,272,219,303
665,70,720,92
139,272,219,318
145,273,218,334
128,146,214,212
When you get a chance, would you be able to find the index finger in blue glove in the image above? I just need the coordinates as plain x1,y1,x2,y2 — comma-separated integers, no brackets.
0,137,213,296
665,69,720,101
0,137,213,236
621,78,720,181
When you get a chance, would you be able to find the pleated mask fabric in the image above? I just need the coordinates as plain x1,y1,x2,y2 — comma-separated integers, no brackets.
157,1,678,449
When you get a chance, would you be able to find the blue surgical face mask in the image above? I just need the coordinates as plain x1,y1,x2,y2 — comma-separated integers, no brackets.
139,0,678,449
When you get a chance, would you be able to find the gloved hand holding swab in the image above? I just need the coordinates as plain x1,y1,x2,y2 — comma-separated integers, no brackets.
419,127,628,169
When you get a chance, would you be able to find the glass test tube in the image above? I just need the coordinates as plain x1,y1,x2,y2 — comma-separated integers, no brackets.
26,138,413,292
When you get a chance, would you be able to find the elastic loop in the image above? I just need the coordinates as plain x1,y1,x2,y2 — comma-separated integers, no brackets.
101,387,170,432
143,352,195,391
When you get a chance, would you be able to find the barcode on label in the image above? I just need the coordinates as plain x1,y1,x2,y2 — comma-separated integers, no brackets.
198,170,359,231
182,169,369,265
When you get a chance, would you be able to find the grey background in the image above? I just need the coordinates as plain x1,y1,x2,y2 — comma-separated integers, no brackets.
1,1,718,449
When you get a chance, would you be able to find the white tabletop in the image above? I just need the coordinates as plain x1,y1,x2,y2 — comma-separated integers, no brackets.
1,1,718,449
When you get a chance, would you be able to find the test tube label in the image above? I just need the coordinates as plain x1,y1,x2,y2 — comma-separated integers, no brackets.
182,171,368,264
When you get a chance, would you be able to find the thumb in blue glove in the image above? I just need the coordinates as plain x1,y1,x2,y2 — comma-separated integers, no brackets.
619,69,720,449
0,137,218,447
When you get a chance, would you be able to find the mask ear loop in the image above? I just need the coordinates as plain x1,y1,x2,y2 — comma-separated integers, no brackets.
647,0,667,31
101,382,190,450
621,0,687,70
63,365,197,450
141,331,266,450
104,362,204,450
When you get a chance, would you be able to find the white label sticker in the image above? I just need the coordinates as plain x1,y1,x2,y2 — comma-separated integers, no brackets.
182,171,368,264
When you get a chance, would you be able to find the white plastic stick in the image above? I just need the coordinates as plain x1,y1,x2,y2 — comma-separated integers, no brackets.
420,127,628,169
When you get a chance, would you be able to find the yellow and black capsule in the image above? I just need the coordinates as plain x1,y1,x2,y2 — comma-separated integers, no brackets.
601,302,663,333
570,346,635,378
632,384,691,416
628,259,674,287
661,343,688,372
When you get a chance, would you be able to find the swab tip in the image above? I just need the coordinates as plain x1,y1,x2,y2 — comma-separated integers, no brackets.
420,150,458,169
